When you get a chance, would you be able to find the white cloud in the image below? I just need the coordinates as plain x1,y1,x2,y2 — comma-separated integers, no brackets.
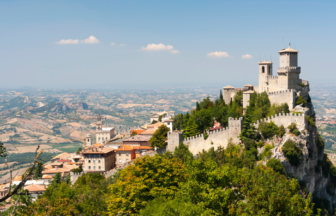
142,43,174,51
80,36,100,44
111,42,115,45
170,50,180,54
207,51,229,58
120,44,125,46
242,54,253,59
56,39,79,44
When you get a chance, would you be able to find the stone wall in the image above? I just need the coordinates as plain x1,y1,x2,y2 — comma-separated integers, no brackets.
252,112,306,129
267,89,296,109
167,117,243,155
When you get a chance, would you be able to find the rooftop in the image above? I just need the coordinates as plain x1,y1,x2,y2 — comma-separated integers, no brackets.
82,145,115,154
223,85,235,89
279,45,298,53
24,184,46,193
123,135,150,142
140,129,157,135
147,122,165,129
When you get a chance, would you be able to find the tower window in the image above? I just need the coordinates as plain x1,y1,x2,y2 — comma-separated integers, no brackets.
262,66,265,73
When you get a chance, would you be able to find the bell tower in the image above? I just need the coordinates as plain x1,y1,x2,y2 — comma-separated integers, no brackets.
258,60,273,92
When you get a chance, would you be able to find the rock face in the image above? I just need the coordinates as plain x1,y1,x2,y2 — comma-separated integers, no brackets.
51,102,70,113
69,101,88,110
272,102,334,212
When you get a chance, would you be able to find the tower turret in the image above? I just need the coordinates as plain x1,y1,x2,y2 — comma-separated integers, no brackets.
258,60,273,92
277,45,301,90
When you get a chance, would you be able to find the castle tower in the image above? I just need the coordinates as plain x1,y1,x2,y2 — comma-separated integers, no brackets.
167,131,184,152
223,85,237,105
258,60,273,92
277,45,301,90
86,134,92,147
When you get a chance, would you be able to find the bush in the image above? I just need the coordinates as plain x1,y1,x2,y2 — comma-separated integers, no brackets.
278,125,286,137
203,131,209,140
287,123,296,132
282,139,302,166
266,158,285,175
316,133,324,155
258,144,273,160
306,116,315,127
296,96,307,107
258,121,279,139
293,129,301,136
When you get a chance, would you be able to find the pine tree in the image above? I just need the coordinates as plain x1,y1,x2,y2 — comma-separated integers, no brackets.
183,118,199,138
239,107,257,141
219,90,225,105
229,98,233,108
196,101,200,111
34,162,43,179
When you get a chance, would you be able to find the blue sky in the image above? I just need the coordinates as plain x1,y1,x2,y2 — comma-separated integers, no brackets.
0,0,335,89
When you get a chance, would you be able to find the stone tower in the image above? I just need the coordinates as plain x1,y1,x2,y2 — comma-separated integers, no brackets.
277,45,301,91
85,134,92,147
258,60,273,93
167,131,184,152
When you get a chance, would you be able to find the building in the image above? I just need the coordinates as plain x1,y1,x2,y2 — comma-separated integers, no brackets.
223,45,309,109
95,120,115,144
150,111,168,123
123,135,151,146
81,144,116,173
115,145,136,166
23,184,46,200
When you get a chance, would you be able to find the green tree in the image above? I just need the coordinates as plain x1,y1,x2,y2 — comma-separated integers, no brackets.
0,141,7,158
296,96,307,107
183,118,199,138
239,108,257,140
131,131,137,136
173,143,194,164
196,101,200,111
34,162,43,179
258,121,279,139
267,158,285,175
138,197,214,216
106,155,188,215
278,125,286,137
219,89,225,105
51,172,62,185
282,139,303,166
149,125,170,148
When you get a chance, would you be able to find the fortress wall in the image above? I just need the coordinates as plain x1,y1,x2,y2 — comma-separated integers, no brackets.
252,113,306,129
267,89,296,109
182,117,242,155
268,76,279,92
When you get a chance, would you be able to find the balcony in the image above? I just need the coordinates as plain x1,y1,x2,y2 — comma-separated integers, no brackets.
277,67,301,73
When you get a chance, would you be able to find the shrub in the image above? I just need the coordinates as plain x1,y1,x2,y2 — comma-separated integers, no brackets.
256,141,264,148
296,96,307,107
306,116,315,127
203,131,209,140
316,133,324,155
287,123,298,133
266,158,285,175
278,125,286,137
293,129,301,136
282,139,302,166
258,121,279,139
258,144,273,160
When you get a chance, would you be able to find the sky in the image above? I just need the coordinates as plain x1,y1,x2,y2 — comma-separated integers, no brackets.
0,0,335,89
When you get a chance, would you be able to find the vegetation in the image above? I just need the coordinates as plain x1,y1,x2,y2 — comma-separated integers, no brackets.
258,121,279,139
282,139,303,166
131,131,137,136
306,116,316,127
316,132,325,155
149,125,170,148
267,158,285,175
288,122,301,136
296,96,307,107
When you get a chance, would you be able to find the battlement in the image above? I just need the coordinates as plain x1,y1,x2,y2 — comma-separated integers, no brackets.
252,112,306,129
267,89,295,95
269,76,278,80
168,131,183,136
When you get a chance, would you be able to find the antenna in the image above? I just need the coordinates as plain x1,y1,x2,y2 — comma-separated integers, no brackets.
270,54,272,62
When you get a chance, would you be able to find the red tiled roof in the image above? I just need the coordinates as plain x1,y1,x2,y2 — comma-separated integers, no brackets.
24,184,46,192
123,135,150,142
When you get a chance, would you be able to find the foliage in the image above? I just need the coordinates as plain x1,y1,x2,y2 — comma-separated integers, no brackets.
278,125,286,137
149,125,170,148
288,122,301,136
0,141,7,158
173,143,194,164
203,131,209,140
316,132,325,155
72,164,83,174
131,131,137,136
106,155,188,215
258,121,279,139
258,144,273,160
22,173,112,215
282,139,303,166
240,108,258,140
183,118,199,138
266,158,285,175
306,116,316,127
34,162,43,179
138,197,214,216
76,147,82,154
296,96,307,107
151,120,158,124
267,103,290,117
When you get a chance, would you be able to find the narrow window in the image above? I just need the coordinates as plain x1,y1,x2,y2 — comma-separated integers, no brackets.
88,160,91,163
88,166,91,169
262,66,265,73
98,160,101,163
99,166,101,169
94,166,96,170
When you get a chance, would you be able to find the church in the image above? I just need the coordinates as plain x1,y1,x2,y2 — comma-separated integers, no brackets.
223,45,310,109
